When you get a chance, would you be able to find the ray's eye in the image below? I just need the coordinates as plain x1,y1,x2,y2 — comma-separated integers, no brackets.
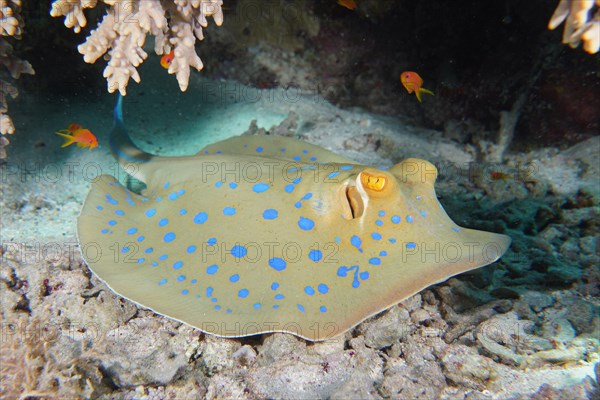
360,172,387,192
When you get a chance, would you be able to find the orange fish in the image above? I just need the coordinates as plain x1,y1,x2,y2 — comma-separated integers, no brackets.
55,124,98,150
337,0,357,11
160,50,175,69
400,71,434,102
490,171,512,182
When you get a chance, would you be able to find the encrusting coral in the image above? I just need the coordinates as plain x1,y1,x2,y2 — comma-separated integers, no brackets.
50,0,224,95
0,0,34,157
548,0,600,54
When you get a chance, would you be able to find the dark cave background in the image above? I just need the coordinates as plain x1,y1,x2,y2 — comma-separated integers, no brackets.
15,0,600,151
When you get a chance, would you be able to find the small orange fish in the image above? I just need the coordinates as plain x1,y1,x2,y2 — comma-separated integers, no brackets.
400,71,434,102
337,0,357,11
490,171,512,182
160,50,175,69
55,124,98,150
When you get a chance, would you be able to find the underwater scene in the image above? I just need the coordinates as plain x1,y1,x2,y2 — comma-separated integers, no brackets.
1,0,598,398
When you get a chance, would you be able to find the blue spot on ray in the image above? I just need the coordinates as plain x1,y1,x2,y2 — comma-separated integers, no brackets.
318,283,329,294
298,217,315,231
369,257,381,266
304,286,315,296
173,261,183,269
308,249,323,262
229,182,238,189
223,207,236,216
238,288,249,298
253,183,270,193
229,274,240,282
194,212,208,224
391,215,401,224
158,218,168,227
337,265,370,288
263,209,278,220
351,235,363,252
231,245,247,258
105,194,118,205
269,257,286,271
406,215,414,223
271,282,279,290
406,242,417,249
206,264,218,275
163,232,176,242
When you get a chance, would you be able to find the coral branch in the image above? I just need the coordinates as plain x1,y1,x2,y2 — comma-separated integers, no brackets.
548,0,599,54
50,0,224,95
0,0,35,157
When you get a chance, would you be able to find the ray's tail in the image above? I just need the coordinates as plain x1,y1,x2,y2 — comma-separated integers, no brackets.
109,94,154,180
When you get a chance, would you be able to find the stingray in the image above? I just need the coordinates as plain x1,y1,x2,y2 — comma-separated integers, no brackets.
77,96,511,341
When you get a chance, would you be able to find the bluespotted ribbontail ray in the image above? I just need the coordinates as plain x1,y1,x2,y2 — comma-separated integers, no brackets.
77,96,511,341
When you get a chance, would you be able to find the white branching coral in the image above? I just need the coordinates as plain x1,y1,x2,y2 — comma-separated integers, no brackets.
548,0,599,54
0,0,35,157
50,0,224,95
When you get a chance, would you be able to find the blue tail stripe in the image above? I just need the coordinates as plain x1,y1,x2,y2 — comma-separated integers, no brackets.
109,94,152,165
